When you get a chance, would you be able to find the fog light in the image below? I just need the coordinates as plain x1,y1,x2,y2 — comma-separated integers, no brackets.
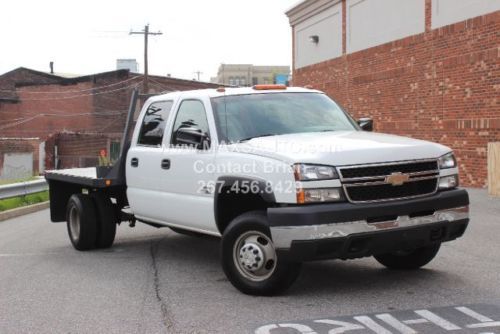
297,188,343,203
439,175,458,189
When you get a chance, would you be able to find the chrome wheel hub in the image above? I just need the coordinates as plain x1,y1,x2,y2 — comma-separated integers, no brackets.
239,242,265,271
233,231,277,282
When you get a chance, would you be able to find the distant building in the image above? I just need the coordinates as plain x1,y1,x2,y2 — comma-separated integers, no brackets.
116,59,139,73
212,64,290,86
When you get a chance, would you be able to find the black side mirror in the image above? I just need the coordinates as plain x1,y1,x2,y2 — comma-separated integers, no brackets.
174,127,210,149
357,117,373,131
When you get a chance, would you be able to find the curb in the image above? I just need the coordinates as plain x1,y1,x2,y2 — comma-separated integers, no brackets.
0,201,50,222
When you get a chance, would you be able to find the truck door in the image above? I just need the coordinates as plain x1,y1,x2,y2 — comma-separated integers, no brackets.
157,97,218,234
126,100,174,219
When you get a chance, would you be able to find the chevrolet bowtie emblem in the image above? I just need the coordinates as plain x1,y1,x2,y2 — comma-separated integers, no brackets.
385,172,410,186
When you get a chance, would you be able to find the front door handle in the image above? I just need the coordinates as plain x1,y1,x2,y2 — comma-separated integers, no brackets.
131,157,139,167
161,159,171,170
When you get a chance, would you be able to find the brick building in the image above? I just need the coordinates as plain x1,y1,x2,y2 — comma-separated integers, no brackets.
0,67,219,177
286,0,500,187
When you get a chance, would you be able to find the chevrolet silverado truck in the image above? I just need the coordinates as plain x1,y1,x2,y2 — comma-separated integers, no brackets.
45,85,469,295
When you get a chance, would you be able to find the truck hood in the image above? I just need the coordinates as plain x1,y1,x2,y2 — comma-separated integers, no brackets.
226,131,450,166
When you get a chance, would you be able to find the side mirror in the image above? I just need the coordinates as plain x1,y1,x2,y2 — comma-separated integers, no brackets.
174,127,210,149
357,117,373,132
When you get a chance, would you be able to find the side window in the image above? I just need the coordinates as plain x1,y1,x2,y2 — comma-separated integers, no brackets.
171,100,210,147
137,101,173,146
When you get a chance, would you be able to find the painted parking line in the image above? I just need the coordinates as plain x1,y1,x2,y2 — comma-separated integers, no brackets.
254,304,500,334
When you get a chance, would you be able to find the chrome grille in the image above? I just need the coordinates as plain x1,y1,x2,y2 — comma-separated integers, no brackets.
338,160,439,203
339,160,438,181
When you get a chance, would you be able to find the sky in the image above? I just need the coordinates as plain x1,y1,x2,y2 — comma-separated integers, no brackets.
0,0,299,82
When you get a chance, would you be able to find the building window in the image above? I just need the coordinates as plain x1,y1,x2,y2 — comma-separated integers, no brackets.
235,77,240,86
240,77,246,86
263,77,269,84
229,77,234,86
252,77,258,85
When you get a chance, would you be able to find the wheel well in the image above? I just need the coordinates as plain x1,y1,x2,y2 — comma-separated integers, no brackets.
215,190,272,234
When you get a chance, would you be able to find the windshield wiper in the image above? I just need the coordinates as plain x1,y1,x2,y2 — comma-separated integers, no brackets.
237,133,278,143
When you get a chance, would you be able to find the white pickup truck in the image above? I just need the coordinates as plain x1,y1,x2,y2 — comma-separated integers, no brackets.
45,85,469,295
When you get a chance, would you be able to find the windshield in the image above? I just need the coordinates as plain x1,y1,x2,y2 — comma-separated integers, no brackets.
211,92,358,143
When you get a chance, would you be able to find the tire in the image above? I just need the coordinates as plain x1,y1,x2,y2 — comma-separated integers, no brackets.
66,194,98,251
374,243,441,270
221,211,301,296
91,193,117,248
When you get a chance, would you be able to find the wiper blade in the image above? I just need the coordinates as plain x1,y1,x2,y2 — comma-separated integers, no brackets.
237,134,277,142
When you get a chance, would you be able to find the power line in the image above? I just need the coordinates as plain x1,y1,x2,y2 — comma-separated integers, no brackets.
148,78,176,93
0,76,142,95
17,83,140,101
130,24,163,94
0,110,129,131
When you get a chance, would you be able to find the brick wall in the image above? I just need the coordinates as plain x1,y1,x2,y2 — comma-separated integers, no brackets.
292,7,500,187
44,133,118,170
0,70,221,139
0,81,96,138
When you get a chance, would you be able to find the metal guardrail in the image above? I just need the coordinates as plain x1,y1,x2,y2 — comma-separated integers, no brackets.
0,179,48,200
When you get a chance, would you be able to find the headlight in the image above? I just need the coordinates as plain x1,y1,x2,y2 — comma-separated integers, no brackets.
439,175,459,189
297,187,344,203
293,164,338,181
438,152,456,169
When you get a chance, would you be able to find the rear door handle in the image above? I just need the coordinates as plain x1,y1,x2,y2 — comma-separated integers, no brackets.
161,159,171,170
131,157,139,167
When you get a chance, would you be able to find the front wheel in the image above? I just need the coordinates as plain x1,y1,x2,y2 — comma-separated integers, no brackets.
374,243,441,270
221,211,301,296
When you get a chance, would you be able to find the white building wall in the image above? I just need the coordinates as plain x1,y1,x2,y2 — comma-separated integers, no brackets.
294,2,342,69
1,153,33,179
346,0,425,54
432,0,500,29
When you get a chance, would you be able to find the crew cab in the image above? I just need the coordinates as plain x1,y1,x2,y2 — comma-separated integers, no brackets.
45,85,469,295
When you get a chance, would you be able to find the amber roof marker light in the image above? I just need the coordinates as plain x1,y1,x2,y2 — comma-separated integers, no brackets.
252,84,287,91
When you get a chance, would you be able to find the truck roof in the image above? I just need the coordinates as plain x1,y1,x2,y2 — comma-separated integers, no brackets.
146,86,322,103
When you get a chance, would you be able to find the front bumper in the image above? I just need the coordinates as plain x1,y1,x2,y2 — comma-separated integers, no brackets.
268,189,469,261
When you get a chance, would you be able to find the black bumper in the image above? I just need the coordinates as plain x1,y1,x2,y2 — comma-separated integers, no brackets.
268,189,469,227
278,219,468,262
268,189,469,262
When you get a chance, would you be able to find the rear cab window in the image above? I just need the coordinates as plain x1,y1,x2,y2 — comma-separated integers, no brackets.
137,100,174,147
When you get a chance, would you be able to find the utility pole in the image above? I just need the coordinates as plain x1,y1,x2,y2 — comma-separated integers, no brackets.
130,24,163,94
193,70,203,81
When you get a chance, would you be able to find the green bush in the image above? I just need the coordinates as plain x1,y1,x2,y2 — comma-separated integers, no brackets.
0,191,49,212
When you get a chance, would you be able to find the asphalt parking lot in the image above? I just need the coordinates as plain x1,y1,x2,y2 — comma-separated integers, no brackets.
0,188,499,334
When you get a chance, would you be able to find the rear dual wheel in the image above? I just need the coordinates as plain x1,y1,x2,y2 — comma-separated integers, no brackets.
66,193,117,251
